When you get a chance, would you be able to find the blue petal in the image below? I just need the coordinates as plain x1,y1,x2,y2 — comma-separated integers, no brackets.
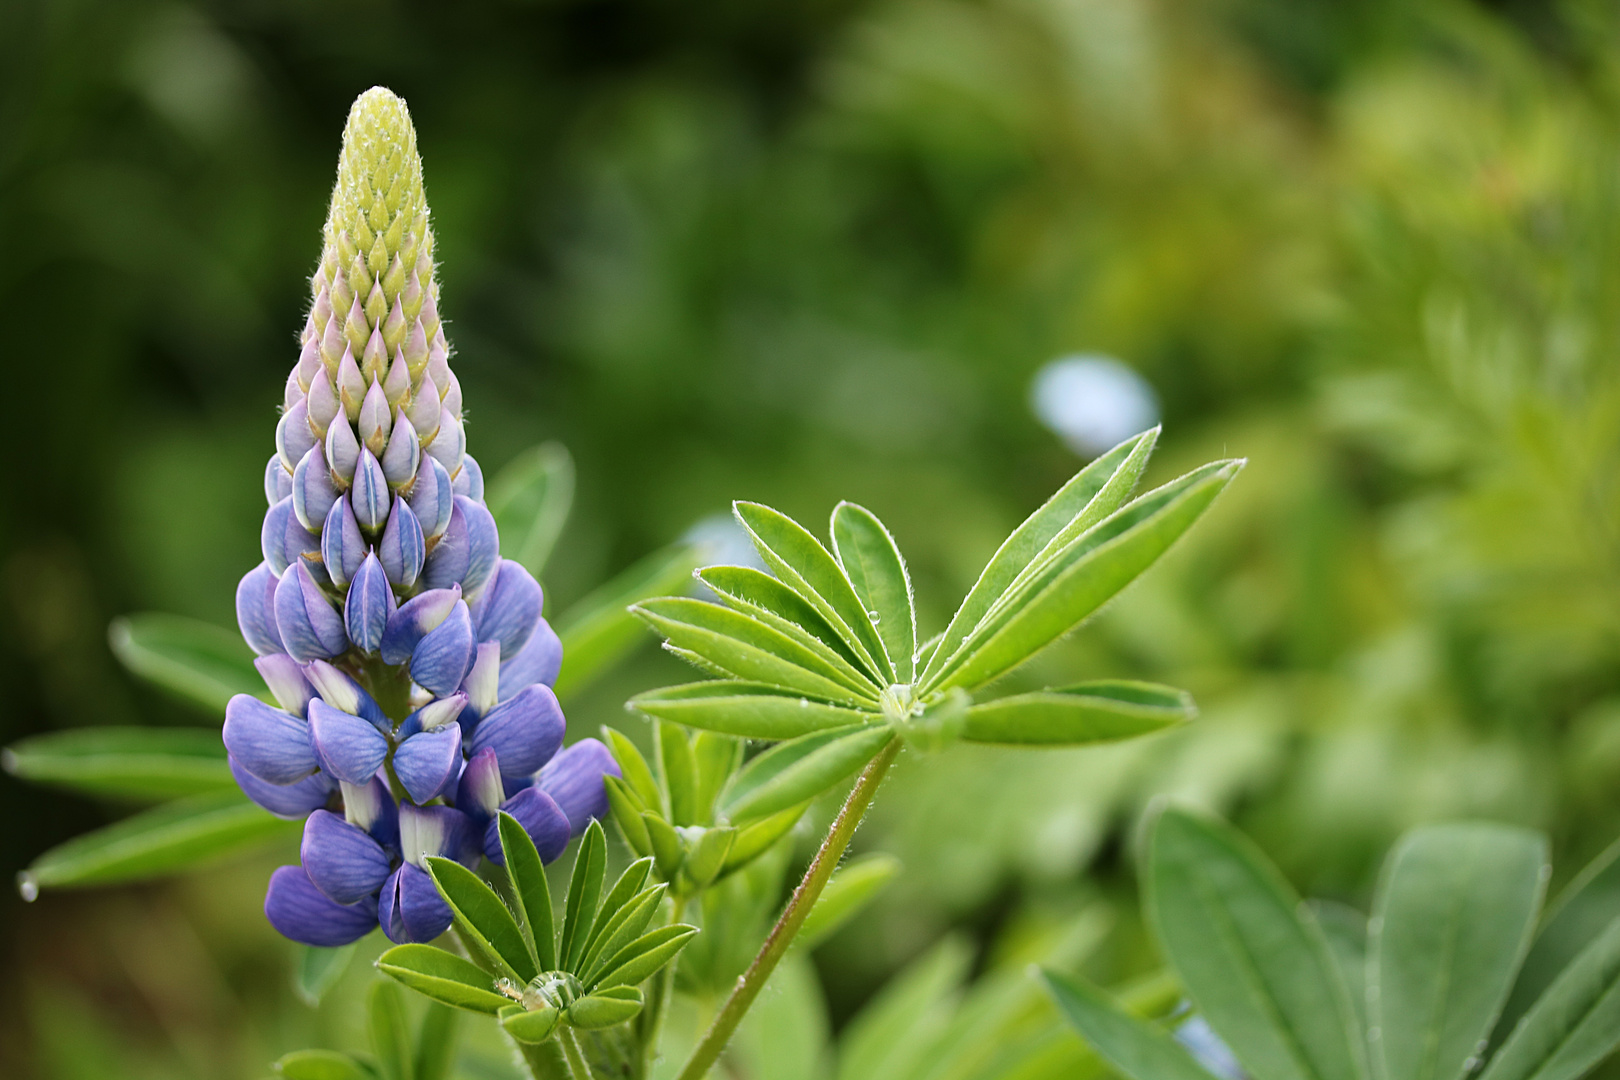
394,727,464,805
340,775,399,849
262,497,295,576
419,499,470,590
459,497,500,600
266,864,377,947
265,453,290,507
292,443,337,532
378,498,425,588
499,618,562,698
303,659,390,732
281,515,321,579
352,447,392,532
379,863,453,944
396,693,466,741
485,786,569,865
236,563,284,656
471,560,543,661
456,746,504,822
230,755,332,818
407,456,454,542
380,585,460,666
410,600,475,696
381,408,421,487
322,495,366,589
254,654,312,716
469,684,565,780
536,737,621,835
302,809,392,905
459,643,501,727
345,553,395,654
398,803,478,870
425,413,465,476
274,561,348,662
458,455,485,501
325,412,360,483
276,399,317,471
223,694,317,784
308,699,389,784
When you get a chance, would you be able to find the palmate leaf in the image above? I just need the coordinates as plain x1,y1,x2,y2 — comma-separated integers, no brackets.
108,613,264,716
496,810,556,972
3,726,234,801
554,542,701,700
630,681,876,740
1147,806,1366,1080
1480,915,1620,1080
487,442,574,579
700,565,874,676
719,724,895,825
376,944,510,1014
962,680,1194,745
830,502,917,684
1042,968,1218,1080
424,856,535,983
1369,823,1548,1080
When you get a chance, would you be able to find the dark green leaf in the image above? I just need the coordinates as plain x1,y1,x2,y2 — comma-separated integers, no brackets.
108,613,264,716
931,460,1241,693
1480,915,1620,1080
692,731,742,823
496,811,554,973
413,1004,458,1080
962,681,1194,745
1148,806,1365,1080
581,858,656,972
487,442,574,578
295,943,357,1007
1369,823,1548,1080
594,924,700,989
631,598,878,704
719,725,896,825
733,501,891,680
19,788,297,892
657,721,700,826
568,985,644,1028
554,544,700,700
499,1003,560,1044
561,820,607,971
699,565,876,677
368,980,411,1080
3,726,233,801
830,502,917,684
602,728,662,813
274,1050,375,1080
1043,968,1217,1080
424,856,535,983
582,884,666,984
375,944,510,1014
630,681,878,740
921,428,1157,686
797,853,901,952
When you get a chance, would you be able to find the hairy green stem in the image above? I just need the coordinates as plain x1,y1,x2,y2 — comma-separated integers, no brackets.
674,737,902,1080
561,1027,595,1080
515,1036,573,1080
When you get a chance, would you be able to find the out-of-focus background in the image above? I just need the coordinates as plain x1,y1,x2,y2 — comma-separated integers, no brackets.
7,0,1620,1076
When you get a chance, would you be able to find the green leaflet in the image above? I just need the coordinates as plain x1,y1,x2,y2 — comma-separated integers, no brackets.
644,811,684,878
274,1049,378,1080
603,728,662,813
1147,806,1366,1080
681,824,736,890
497,811,555,972
930,459,1240,693
580,858,656,972
961,680,1194,745
1310,901,1369,1035
605,777,652,856
424,856,535,983
19,788,296,892
3,726,234,801
594,924,700,989
722,802,809,875
1496,836,1620,1049
108,613,264,716
376,944,511,1015
368,981,411,1080
720,724,896,825
692,731,743,824
581,884,665,984
632,597,878,703
796,853,901,951
657,720,701,826
295,943,357,1007
413,1003,458,1080
630,681,878,740
554,543,700,700
1042,968,1218,1080
1478,915,1620,1080
829,502,917,684
487,441,574,579
733,501,891,680
700,565,876,678
499,1003,560,1044
920,428,1157,686
569,985,645,1028
560,820,608,971
1369,823,1548,1080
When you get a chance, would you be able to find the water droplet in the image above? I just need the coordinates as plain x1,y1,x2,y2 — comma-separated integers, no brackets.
17,872,38,902
868,609,881,624
799,698,809,708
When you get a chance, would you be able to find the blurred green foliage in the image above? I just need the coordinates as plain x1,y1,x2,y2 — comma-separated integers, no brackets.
9,0,1620,1076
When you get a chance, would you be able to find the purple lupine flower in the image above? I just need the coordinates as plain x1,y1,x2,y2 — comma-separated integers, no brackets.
225,87,614,948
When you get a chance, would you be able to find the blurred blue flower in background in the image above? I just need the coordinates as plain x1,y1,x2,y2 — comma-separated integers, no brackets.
1031,354,1160,459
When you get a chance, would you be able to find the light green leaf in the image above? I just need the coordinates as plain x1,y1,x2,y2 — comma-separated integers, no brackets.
1370,823,1549,1080
499,1003,559,1044
632,597,879,703
644,811,684,878
722,802,808,876
630,681,878,740
720,724,896,825
568,985,644,1028
413,1003,458,1080
3,726,233,801
700,565,876,676
1497,836,1620,1050
593,924,699,989
424,856,535,983
733,501,891,680
580,859,656,972
274,1049,376,1080
657,720,700,826
1480,915,1620,1080
921,428,1157,685
495,811,554,973
602,728,662,813
561,820,607,971
1148,806,1365,1080
605,777,652,856
1043,968,1217,1080
376,944,510,1014
553,543,700,700
368,980,411,1080
692,731,742,823
108,613,263,716
1309,901,1368,1036
963,680,1194,745
931,460,1240,693
295,943,357,1007
829,502,917,684
837,936,972,1080
797,853,901,951
487,442,574,578
581,884,666,985
19,788,296,892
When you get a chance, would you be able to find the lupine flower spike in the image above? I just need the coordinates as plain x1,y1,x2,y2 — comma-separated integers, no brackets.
226,87,617,947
